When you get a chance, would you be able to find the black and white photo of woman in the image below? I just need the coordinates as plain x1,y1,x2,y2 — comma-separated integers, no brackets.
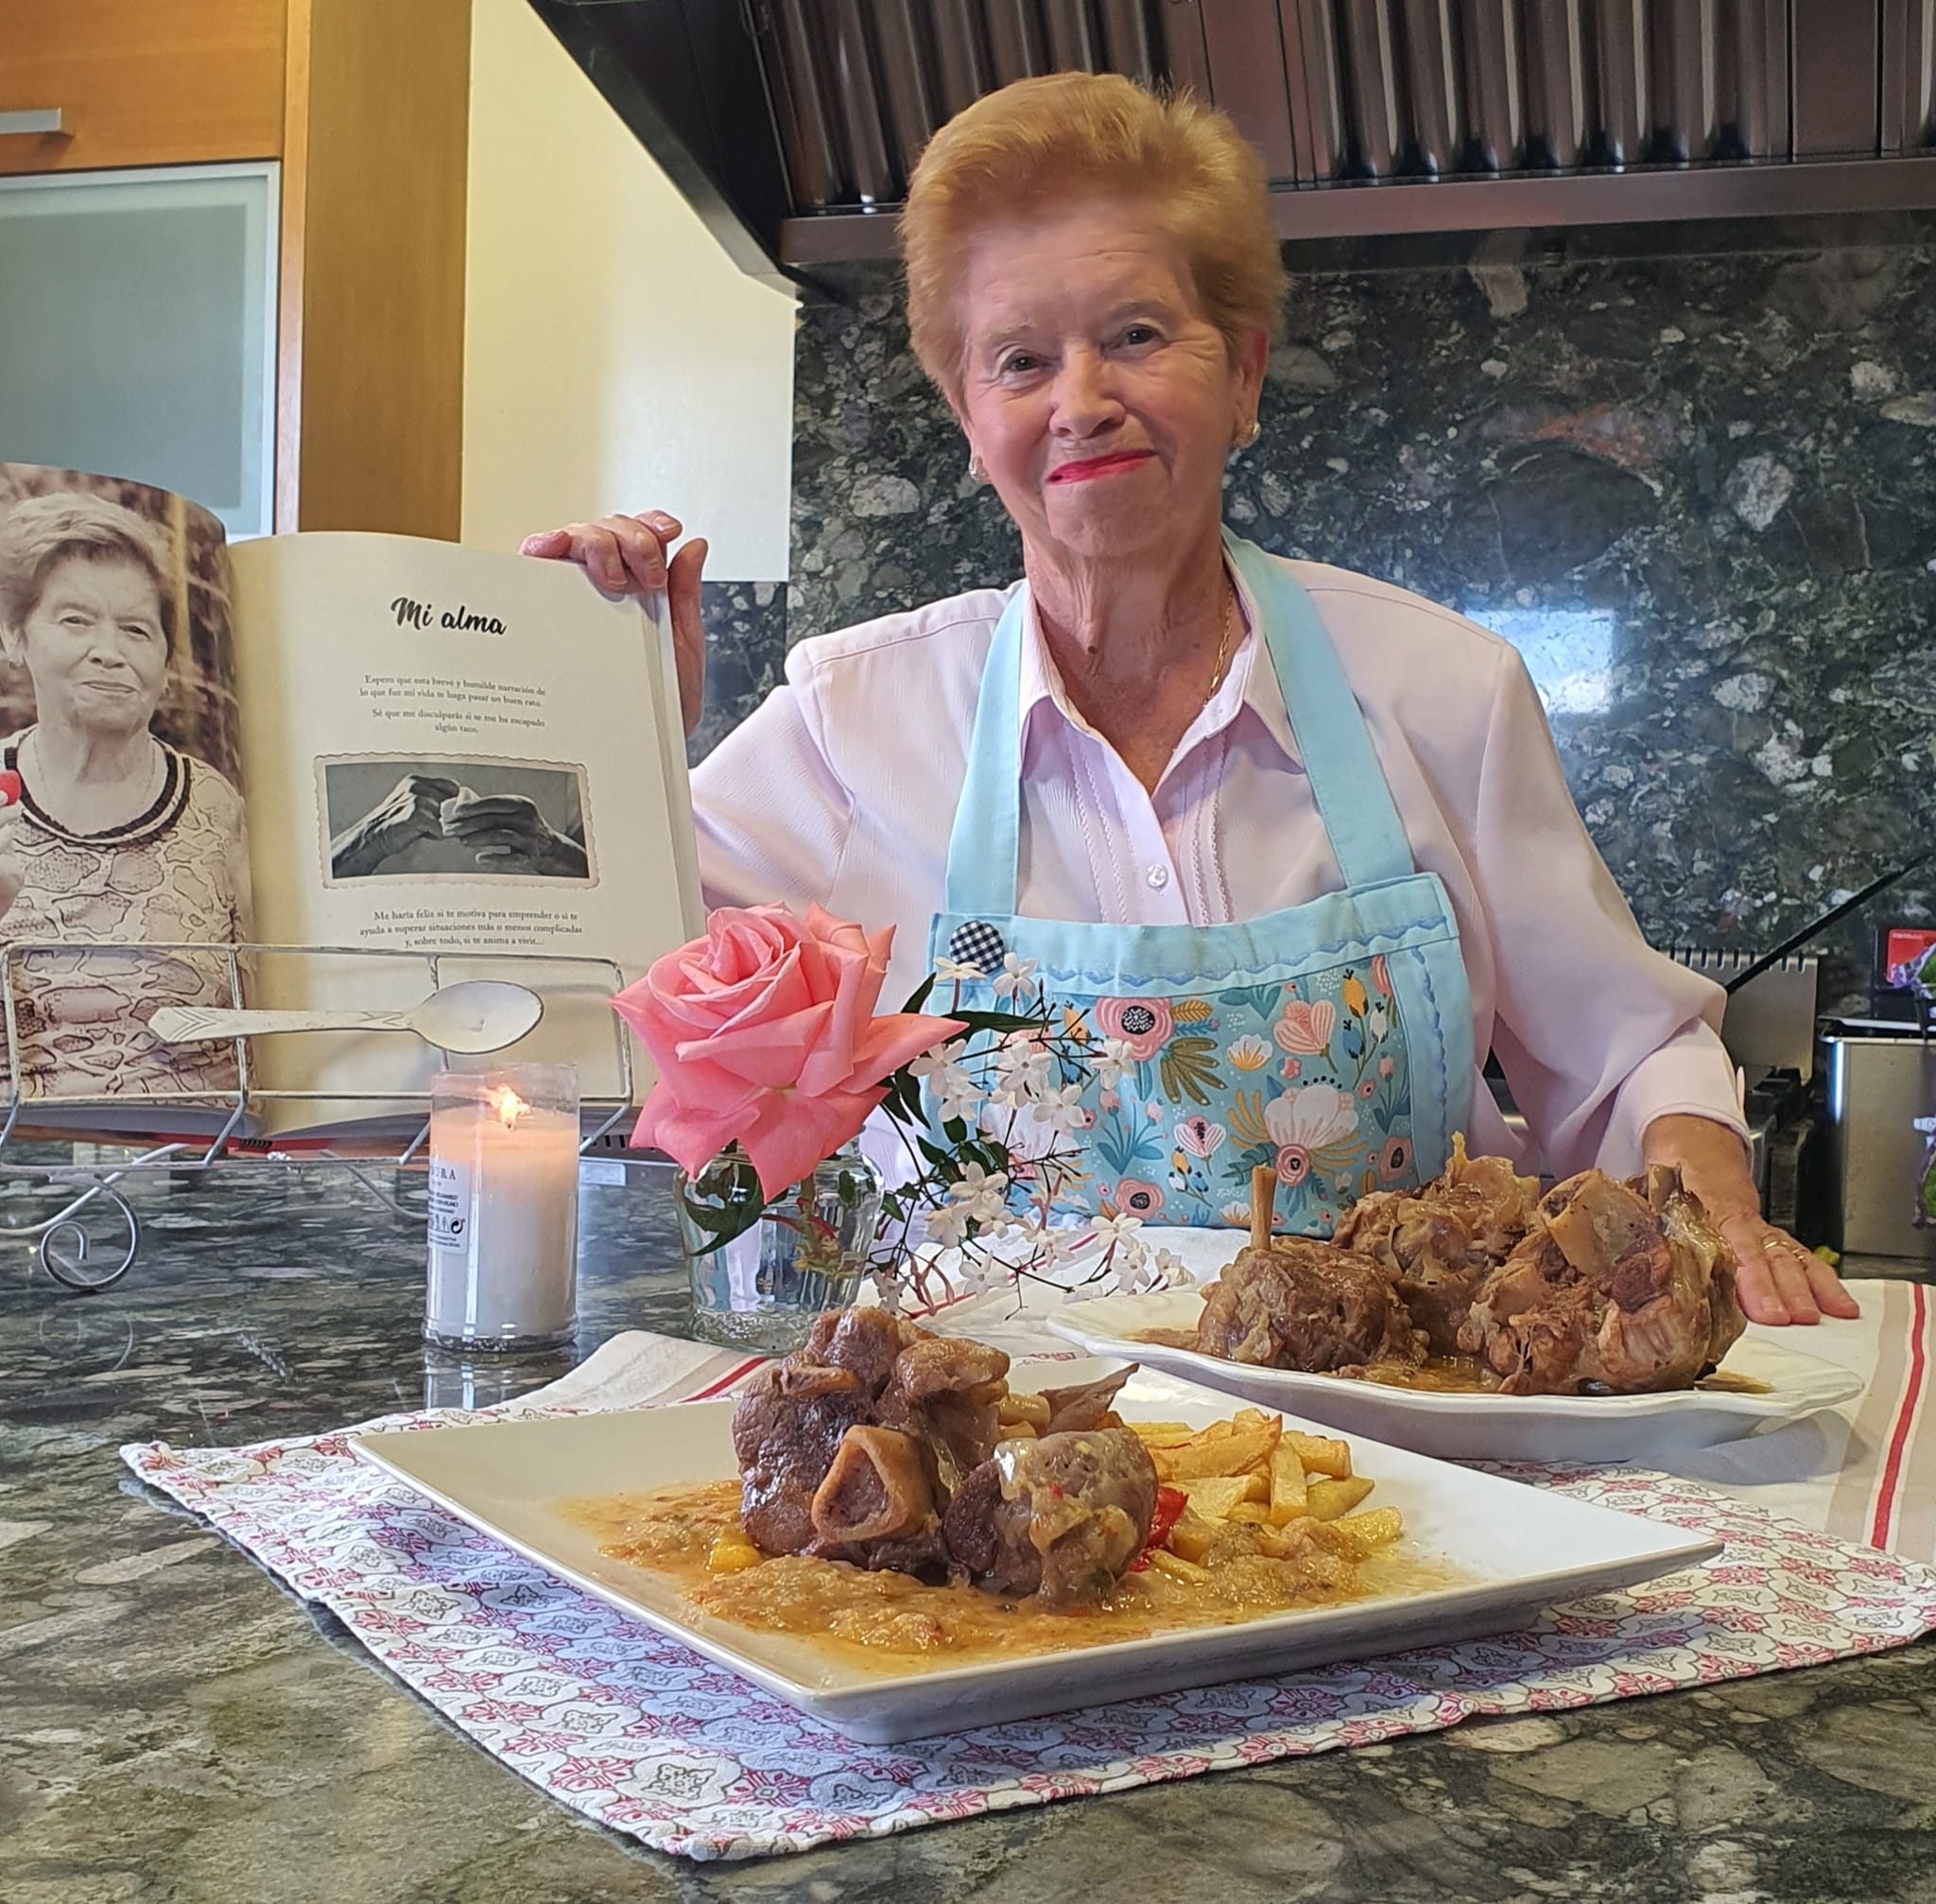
0,472,250,1099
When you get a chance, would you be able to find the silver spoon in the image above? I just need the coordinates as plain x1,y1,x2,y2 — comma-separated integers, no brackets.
147,980,544,1055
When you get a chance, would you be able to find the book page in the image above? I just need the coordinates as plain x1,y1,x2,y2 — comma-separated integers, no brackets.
229,532,700,1135
0,462,251,1131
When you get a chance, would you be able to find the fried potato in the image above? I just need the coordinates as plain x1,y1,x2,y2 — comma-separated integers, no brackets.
1128,1421,1199,1445
1320,1507,1404,1558
1147,1549,1211,1584
1305,1475,1375,1521
1287,1432,1353,1479
1226,1502,1272,1525
1175,1475,1253,1520
1149,1419,1282,1481
1166,1508,1221,1565
999,1393,1051,1430
1267,1440,1308,1526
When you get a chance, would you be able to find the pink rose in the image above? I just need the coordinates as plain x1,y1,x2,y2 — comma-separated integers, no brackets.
1274,1144,1311,1187
613,904,962,1197
1094,995,1173,1062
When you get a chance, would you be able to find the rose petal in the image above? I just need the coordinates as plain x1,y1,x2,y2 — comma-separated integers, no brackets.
735,1082,887,1197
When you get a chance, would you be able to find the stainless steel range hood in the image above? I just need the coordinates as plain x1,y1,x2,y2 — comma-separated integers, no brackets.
532,0,1936,280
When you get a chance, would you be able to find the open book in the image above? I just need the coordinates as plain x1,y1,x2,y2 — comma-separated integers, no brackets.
0,460,701,1141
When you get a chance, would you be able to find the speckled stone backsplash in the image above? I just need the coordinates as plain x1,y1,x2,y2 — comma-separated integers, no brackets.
700,222,1936,1009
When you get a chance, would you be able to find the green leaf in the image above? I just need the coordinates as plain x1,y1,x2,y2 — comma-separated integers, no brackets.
1157,1035,1225,1107
1219,984,1283,1018
901,973,939,1013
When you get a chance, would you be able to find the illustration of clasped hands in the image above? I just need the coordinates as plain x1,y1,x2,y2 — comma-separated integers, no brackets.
328,774,587,881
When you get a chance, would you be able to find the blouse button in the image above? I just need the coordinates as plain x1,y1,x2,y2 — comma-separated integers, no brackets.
1146,866,1170,890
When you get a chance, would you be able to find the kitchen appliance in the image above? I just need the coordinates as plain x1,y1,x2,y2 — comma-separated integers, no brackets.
1669,948,1820,1231
1819,1025,1936,1262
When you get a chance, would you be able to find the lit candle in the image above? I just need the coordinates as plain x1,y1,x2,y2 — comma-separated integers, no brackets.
424,1065,579,1351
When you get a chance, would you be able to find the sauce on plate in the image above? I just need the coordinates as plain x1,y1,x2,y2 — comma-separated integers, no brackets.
560,1482,1463,1672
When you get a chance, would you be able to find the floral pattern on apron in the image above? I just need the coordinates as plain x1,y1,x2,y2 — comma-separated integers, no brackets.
926,531,1475,1237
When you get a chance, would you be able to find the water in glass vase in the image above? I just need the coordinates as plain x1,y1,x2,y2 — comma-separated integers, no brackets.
674,1143,885,1352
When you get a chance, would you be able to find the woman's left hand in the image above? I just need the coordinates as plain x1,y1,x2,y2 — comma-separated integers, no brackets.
441,794,588,878
1644,1112,1859,1324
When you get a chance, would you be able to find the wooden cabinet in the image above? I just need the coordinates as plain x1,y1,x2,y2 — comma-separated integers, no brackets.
0,0,285,174
0,0,470,540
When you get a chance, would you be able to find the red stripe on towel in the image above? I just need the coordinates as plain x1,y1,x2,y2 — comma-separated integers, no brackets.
685,1356,767,1401
1872,1282,1929,1549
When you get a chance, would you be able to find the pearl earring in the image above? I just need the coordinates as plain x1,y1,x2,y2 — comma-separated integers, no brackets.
968,453,989,484
1236,419,1261,449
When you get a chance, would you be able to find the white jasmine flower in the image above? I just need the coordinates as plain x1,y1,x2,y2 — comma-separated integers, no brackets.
932,955,986,982
990,953,1040,1000
948,1162,1011,1225
934,1068,983,1122
994,1033,1054,1093
923,1201,972,1249
1089,1038,1136,1089
1150,1248,1194,1289
908,1039,966,1079
1038,1082,1087,1135
1091,1211,1144,1249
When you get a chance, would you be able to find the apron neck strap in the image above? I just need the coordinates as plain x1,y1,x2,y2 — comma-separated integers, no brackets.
942,535,1417,918
943,586,1029,918
1222,530,1415,890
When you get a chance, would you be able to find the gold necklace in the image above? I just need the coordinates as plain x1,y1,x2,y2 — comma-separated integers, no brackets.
1206,580,1237,698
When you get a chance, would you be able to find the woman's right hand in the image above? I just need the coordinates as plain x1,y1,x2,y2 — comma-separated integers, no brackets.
329,773,460,880
520,511,709,739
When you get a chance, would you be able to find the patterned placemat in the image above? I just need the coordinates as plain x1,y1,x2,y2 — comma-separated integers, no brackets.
124,1405,1936,1862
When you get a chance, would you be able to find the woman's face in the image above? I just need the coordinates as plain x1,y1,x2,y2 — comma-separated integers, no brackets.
5,551,169,736
952,199,1266,568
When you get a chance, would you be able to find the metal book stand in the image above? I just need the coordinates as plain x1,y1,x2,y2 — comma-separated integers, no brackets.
0,941,637,1292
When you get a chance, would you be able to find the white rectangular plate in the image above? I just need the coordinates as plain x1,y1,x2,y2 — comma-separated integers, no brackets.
1046,1291,1863,1463
352,1362,1720,1744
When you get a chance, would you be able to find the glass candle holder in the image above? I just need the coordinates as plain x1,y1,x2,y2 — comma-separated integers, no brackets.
424,1064,579,1353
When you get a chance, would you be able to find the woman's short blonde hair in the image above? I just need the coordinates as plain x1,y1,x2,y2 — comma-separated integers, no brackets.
0,492,170,639
901,72,1286,404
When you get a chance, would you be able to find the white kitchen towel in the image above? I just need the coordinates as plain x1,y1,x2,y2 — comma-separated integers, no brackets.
123,1401,1936,1862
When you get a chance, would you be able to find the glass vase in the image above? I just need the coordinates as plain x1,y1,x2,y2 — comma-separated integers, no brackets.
674,1143,885,1353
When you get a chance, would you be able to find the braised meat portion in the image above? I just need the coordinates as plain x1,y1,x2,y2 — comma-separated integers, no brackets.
943,1428,1159,1607
1195,1237,1425,1373
1333,1134,1543,1353
731,1307,1010,1574
1458,1166,1746,1394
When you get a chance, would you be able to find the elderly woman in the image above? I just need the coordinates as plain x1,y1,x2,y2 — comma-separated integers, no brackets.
526,74,1852,1328
0,491,248,1098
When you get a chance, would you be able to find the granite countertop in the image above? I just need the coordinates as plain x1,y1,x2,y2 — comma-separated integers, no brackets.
4,1156,1934,1903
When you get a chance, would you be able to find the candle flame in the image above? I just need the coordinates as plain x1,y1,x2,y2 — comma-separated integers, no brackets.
492,1084,529,1130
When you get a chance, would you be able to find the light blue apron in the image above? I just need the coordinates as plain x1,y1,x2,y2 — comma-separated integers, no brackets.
926,531,1474,1236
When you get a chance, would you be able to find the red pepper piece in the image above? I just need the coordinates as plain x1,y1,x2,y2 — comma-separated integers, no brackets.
1129,1485,1190,1572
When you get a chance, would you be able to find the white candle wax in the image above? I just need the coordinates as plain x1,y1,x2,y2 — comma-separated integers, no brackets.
425,1086,579,1345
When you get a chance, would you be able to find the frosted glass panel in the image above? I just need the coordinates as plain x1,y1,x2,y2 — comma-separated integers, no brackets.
0,163,277,538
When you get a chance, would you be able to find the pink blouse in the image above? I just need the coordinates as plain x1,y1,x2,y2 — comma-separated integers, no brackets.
690,554,1745,1179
